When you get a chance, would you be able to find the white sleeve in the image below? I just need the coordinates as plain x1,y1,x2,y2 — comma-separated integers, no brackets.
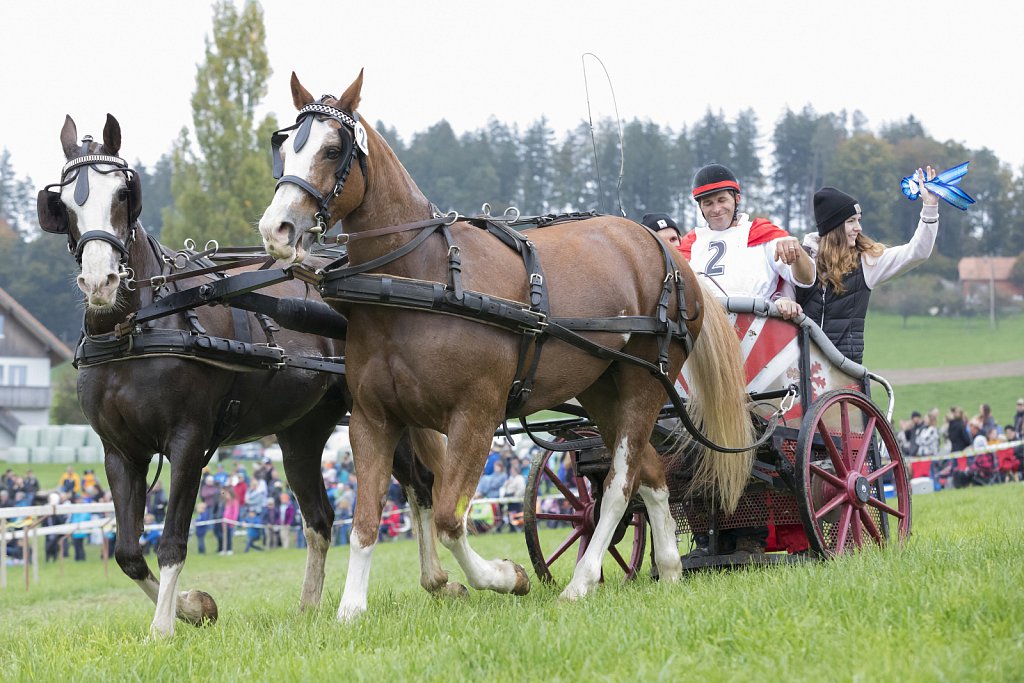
863,204,938,289
765,239,815,289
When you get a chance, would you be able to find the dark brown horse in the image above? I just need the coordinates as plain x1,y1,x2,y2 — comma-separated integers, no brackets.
258,72,754,620
39,114,458,637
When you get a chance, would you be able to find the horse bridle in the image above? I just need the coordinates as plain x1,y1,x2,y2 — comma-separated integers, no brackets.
271,97,369,242
37,136,142,265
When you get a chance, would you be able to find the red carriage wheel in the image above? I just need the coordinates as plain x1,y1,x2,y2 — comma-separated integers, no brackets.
795,389,912,557
524,435,646,584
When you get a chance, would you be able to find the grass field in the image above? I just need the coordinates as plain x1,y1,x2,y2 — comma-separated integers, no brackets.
863,311,1024,422
2,484,1022,682
863,310,1024,370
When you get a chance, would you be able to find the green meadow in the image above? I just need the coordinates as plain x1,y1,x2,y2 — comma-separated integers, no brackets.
1,484,1021,681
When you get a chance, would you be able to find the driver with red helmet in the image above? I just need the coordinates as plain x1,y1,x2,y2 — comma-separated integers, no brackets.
678,163,815,319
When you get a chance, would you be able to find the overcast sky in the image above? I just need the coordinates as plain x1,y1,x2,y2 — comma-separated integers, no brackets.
3,0,1020,191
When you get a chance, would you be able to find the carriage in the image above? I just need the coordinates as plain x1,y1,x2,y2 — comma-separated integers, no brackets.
40,73,912,634
517,297,912,580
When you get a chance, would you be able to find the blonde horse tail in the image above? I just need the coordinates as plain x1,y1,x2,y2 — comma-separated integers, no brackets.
683,288,754,514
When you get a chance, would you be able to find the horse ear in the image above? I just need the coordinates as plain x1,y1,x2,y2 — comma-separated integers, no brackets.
337,69,364,113
60,115,79,158
290,72,314,109
102,114,122,156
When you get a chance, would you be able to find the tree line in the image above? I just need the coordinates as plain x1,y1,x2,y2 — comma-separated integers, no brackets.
2,0,1023,345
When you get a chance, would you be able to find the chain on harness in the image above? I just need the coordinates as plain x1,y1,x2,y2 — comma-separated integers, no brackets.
270,97,370,243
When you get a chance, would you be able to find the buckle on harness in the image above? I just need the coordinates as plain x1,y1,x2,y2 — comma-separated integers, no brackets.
521,311,548,336
529,273,543,286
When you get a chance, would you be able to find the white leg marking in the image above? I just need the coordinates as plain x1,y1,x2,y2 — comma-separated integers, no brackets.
337,530,375,622
150,562,184,638
438,525,519,593
639,485,682,582
561,436,630,601
300,525,330,608
408,495,448,592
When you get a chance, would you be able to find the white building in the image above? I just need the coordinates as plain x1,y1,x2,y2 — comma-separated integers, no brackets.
0,287,73,449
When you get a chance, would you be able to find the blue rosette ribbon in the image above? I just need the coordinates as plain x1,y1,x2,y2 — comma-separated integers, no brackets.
901,162,975,211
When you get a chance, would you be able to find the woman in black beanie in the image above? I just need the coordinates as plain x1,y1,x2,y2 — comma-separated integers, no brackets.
797,167,939,363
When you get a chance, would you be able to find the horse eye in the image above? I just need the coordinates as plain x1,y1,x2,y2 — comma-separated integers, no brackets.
117,189,130,202
325,147,342,160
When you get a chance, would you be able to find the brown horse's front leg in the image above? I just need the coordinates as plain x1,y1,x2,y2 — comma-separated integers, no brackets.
337,408,400,622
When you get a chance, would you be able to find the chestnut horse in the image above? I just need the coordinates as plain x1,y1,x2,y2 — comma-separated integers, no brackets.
38,114,459,637
258,72,754,620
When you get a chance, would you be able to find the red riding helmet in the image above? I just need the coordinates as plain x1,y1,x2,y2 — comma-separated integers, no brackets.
692,164,740,201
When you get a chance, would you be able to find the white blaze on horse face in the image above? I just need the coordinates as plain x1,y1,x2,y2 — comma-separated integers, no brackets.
65,168,124,308
258,122,335,263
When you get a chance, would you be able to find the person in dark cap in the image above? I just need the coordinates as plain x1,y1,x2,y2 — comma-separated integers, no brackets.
798,166,939,363
678,163,815,320
641,212,682,248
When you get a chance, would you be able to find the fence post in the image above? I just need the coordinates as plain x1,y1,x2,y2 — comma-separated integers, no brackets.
22,533,29,591
32,526,40,584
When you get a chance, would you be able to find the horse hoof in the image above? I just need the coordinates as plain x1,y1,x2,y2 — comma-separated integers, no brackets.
559,581,590,602
337,601,366,623
442,582,469,599
178,589,218,626
511,562,531,596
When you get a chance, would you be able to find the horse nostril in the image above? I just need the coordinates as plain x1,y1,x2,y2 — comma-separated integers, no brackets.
106,273,120,289
76,275,89,293
274,222,295,244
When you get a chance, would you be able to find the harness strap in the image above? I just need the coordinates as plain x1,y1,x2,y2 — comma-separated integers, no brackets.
322,222,443,275
73,328,347,375
542,321,776,453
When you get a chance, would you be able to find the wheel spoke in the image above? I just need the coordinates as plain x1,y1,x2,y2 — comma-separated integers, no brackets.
577,533,590,563
608,545,631,574
809,463,845,488
545,526,583,567
852,508,863,546
543,465,582,510
575,474,592,504
867,495,906,519
813,490,847,521
865,460,899,483
859,509,884,544
840,400,852,464
817,420,849,477
834,504,853,552
853,415,876,473
536,512,582,523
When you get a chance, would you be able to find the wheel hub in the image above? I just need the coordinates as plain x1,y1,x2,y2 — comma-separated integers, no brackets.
847,473,871,507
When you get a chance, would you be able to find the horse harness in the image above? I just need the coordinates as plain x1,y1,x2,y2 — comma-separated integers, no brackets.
37,137,142,267
271,98,369,241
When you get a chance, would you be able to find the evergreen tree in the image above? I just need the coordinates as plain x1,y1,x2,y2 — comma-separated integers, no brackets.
0,149,36,238
520,117,555,214
621,119,671,219
162,0,276,248
668,127,697,228
731,109,764,210
135,153,173,239
771,106,818,231
691,109,732,169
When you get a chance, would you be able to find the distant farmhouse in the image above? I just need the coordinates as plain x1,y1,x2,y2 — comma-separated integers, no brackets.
0,287,73,449
957,257,1022,302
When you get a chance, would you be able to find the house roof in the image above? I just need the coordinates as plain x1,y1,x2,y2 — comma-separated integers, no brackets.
0,286,74,364
958,257,1017,281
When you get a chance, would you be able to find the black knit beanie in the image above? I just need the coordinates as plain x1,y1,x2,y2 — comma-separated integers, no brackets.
641,212,681,236
814,187,861,236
